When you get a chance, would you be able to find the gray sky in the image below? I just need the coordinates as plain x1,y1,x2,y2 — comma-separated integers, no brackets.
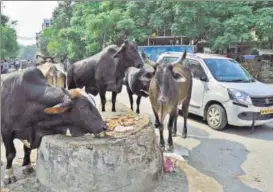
2,1,58,46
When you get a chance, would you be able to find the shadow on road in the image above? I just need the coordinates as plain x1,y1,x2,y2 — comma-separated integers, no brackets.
184,113,273,142
188,138,261,192
223,125,273,141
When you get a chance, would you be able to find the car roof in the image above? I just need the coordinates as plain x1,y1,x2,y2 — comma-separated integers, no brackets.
159,52,229,60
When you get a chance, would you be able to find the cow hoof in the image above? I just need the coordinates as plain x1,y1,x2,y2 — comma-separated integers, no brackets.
3,176,16,185
172,132,177,137
112,109,116,112
136,110,140,114
182,132,187,139
159,145,165,152
166,145,174,152
154,122,159,128
22,165,34,175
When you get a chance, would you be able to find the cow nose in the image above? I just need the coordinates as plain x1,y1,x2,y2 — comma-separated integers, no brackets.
158,96,168,104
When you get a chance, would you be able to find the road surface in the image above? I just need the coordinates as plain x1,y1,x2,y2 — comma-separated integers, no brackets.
103,85,273,192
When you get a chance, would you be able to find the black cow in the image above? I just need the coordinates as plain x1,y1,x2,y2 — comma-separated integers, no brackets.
1,68,107,185
125,66,154,114
67,40,144,112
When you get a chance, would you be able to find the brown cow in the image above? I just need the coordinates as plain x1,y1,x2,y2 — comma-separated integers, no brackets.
149,51,192,151
36,55,67,88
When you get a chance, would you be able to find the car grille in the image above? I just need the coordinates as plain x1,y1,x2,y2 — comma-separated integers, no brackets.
251,96,273,107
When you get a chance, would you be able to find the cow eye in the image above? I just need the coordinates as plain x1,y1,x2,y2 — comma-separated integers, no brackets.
146,73,153,78
173,73,181,79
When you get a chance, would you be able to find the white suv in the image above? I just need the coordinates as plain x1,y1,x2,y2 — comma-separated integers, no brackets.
157,52,273,130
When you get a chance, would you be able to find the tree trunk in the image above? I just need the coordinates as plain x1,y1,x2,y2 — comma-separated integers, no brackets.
102,26,107,49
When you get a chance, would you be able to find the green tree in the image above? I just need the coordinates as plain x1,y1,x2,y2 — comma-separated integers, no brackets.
39,1,273,61
253,6,273,48
1,13,19,59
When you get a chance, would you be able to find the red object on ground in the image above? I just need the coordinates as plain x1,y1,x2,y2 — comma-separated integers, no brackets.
163,157,176,173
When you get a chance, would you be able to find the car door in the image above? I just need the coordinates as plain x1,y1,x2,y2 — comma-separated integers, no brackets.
184,59,208,116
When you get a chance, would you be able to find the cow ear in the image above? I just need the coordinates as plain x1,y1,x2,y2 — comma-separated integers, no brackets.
36,55,46,63
44,101,72,115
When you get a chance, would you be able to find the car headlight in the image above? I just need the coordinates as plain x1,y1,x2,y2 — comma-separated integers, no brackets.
228,88,252,106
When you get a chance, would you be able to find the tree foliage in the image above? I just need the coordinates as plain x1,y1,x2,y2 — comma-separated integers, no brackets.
17,44,37,60
1,12,19,59
39,1,273,61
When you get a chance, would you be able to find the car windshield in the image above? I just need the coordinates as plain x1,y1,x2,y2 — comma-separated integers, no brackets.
203,58,255,82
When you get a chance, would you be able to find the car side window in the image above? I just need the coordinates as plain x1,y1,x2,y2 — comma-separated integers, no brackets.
184,59,206,79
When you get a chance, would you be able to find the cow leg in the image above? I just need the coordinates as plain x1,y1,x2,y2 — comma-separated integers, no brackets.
172,113,178,137
112,92,117,112
181,102,189,139
152,107,160,128
167,108,177,152
2,134,17,185
127,87,134,111
64,76,67,89
158,122,165,152
99,89,107,112
136,96,141,114
22,145,34,175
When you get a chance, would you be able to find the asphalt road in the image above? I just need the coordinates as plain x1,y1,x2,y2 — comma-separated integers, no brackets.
98,85,273,192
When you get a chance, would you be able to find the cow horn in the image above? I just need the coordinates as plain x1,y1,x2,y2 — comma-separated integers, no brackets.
62,88,82,99
141,49,146,59
36,55,45,60
68,89,82,99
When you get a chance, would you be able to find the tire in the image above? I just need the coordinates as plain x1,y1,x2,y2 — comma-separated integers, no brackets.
206,104,227,130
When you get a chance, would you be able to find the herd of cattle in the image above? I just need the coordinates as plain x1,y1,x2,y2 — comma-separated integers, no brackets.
1,40,192,185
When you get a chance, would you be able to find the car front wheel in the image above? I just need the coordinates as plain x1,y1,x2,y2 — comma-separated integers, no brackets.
206,104,227,130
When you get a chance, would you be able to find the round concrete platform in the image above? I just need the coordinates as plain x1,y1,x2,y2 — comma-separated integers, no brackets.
36,103,163,192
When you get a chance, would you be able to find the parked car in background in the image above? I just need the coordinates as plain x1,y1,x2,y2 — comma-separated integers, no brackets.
158,52,273,130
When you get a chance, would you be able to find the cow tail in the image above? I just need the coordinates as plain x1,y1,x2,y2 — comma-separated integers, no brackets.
67,65,76,89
